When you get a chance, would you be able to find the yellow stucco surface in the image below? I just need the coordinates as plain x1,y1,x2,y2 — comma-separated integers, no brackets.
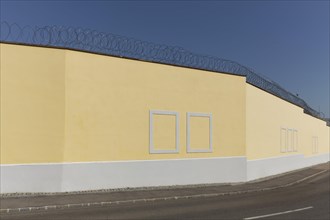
1,43,328,164
246,84,329,160
189,116,210,150
153,114,177,151
1,44,65,164
63,49,246,161
1,43,246,164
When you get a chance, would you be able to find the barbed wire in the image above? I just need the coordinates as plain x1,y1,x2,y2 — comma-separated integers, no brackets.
0,21,252,75
0,21,324,121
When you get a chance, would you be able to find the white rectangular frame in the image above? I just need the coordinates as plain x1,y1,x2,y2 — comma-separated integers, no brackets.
293,129,298,152
187,112,213,153
312,136,318,154
149,110,179,154
280,127,287,153
287,128,294,152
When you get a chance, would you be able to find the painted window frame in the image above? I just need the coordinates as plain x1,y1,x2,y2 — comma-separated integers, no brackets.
293,129,298,152
287,128,294,152
149,110,179,154
312,136,318,154
186,112,213,153
281,127,298,153
280,127,287,153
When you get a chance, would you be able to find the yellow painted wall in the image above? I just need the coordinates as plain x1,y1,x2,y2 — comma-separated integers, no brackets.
190,116,210,151
63,50,246,162
246,84,329,160
153,114,177,151
298,113,329,156
0,44,65,164
1,44,246,164
2,43,327,164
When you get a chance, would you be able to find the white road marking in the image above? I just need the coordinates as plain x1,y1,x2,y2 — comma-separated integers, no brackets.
244,206,313,220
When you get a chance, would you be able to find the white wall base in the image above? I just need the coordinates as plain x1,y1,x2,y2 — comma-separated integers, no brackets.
1,157,246,193
303,153,330,167
1,154,328,193
247,153,330,181
0,164,63,193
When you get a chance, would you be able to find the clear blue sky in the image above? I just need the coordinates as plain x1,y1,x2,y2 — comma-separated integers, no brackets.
1,0,329,117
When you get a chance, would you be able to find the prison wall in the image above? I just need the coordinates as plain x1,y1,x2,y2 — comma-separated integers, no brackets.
246,83,330,180
1,43,329,193
1,43,247,193
0,44,66,192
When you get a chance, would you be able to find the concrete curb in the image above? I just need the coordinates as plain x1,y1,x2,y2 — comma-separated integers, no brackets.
0,169,328,215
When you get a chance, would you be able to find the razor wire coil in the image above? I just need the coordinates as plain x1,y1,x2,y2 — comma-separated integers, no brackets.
0,21,323,120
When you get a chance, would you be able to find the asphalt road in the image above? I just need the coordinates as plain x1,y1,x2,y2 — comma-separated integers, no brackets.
2,171,329,220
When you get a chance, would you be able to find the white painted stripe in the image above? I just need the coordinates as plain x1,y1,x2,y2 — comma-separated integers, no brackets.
247,154,304,162
287,169,328,185
244,206,313,220
304,153,330,158
0,156,246,166
248,152,330,162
